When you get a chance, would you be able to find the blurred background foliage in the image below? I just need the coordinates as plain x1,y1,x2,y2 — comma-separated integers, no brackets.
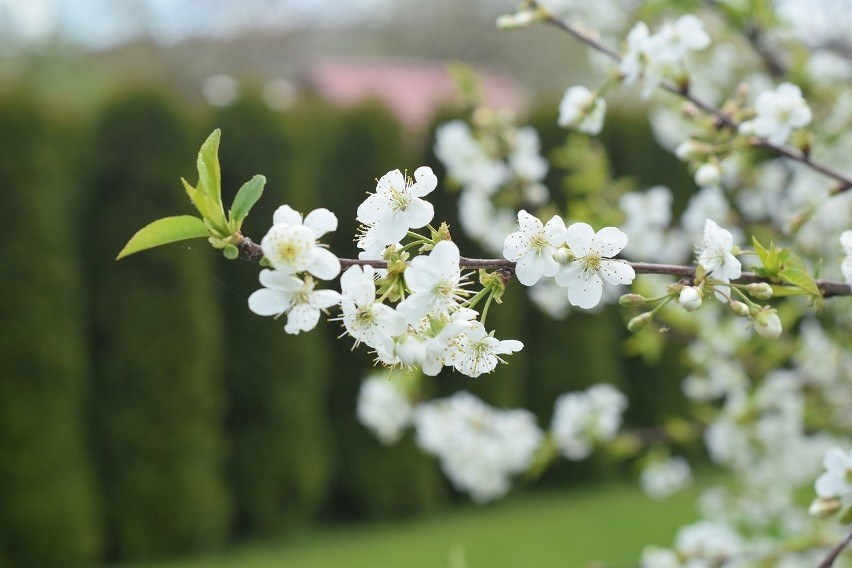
0,83,697,566
0,2,703,564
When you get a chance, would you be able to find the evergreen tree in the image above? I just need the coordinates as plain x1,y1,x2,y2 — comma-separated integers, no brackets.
0,93,103,567
85,92,230,560
211,95,334,534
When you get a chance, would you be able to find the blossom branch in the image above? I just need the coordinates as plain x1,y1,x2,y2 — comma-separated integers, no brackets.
531,2,852,193
818,527,852,568
235,236,851,297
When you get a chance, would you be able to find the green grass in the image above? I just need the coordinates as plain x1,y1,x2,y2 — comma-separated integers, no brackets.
125,481,703,568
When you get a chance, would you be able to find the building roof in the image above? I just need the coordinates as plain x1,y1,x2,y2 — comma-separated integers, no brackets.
308,58,526,129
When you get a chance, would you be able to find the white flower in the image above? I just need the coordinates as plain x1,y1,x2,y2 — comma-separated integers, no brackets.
260,207,341,279
434,121,507,195
652,15,711,63
739,82,812,145
510,127,548,183
271,204,338,239
620,21,652,86
555,223,635,309
814,447,852,499
558,86,607,135
679,286,703,312
356,374,413,445
396,240,465,324
640,456,693,500
503,210,567,286
674,521,744,558
413,392,543,502
551,384,627,460
840,230,852,285
248,270,341,334
451,321,524,378
339,265,408,354
640,546,681,568
695,219,741,282
356,167,437,245
621,17,710,99
694,163,721,187
753,309,782,339
419,308,478,376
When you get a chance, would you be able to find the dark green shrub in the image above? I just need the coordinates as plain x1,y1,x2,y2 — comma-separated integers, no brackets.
210,95,334,534
0,93,103,567
85,91,230,560
317,102,447,517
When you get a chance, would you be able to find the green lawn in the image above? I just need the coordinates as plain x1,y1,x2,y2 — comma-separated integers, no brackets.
126,481,703,568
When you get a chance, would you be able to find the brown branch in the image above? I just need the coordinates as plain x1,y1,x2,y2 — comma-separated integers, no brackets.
818,528,852,568
235,236,851,297
533,3,852,194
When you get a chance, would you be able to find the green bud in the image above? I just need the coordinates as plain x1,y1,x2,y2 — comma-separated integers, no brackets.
809,498,841,518
619,293,646,307
730,301,750,317
223,245,239,260
746,282,773,299
627,312,653,332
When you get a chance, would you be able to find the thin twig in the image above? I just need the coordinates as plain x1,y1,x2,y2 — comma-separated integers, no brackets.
818,527,852,568
533,3,852,194
235,236,851,297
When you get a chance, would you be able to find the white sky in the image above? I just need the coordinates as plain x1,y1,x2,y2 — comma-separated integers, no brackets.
0,0,388,48
2,0,852,50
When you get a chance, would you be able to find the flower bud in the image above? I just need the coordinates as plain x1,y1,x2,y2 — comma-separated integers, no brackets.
395,334,426,366
675,140,701,161
809,497,841,518
746,282,773,299
627,312,653,332
553,247,573,265
730,301,750,317
694,163,721,187
678,286,703,312
753,309,782,339
619,293,646,307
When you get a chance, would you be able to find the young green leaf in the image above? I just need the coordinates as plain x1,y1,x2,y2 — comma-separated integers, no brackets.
116,215,210,260
197,129,223,209
228,174,266,230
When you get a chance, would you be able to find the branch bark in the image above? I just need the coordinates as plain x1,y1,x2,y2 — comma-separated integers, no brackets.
236,236,852,297
818,528,852,568
533,3,852,194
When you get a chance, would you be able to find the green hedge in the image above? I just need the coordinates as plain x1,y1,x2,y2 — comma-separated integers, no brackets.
0,93,103,567
211,95,334,534
317,102,448,517
85,92,230,560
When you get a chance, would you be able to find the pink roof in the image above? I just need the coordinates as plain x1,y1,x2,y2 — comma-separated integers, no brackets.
309,59,526,129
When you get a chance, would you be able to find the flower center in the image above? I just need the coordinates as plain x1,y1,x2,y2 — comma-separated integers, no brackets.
530,233,548,254
388,181,411,211
276,242,300,263
583,253,602,271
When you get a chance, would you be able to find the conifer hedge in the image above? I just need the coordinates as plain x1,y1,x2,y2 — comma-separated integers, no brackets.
0,93,103,567
317,103,448,517
85,92,230,560
211,96,335,534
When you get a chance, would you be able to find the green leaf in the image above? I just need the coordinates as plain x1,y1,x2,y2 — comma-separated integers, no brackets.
117,215,210,260
228,174,266,230
197,129,223,209
751,236,779,276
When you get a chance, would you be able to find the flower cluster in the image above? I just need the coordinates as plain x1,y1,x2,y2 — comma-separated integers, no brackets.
434,118,550,254
249,167,524,378
620,15,710,98
550,384,627,460
248,205,342,334
356,377,635,502
414,392,543,502
504,211,635,309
